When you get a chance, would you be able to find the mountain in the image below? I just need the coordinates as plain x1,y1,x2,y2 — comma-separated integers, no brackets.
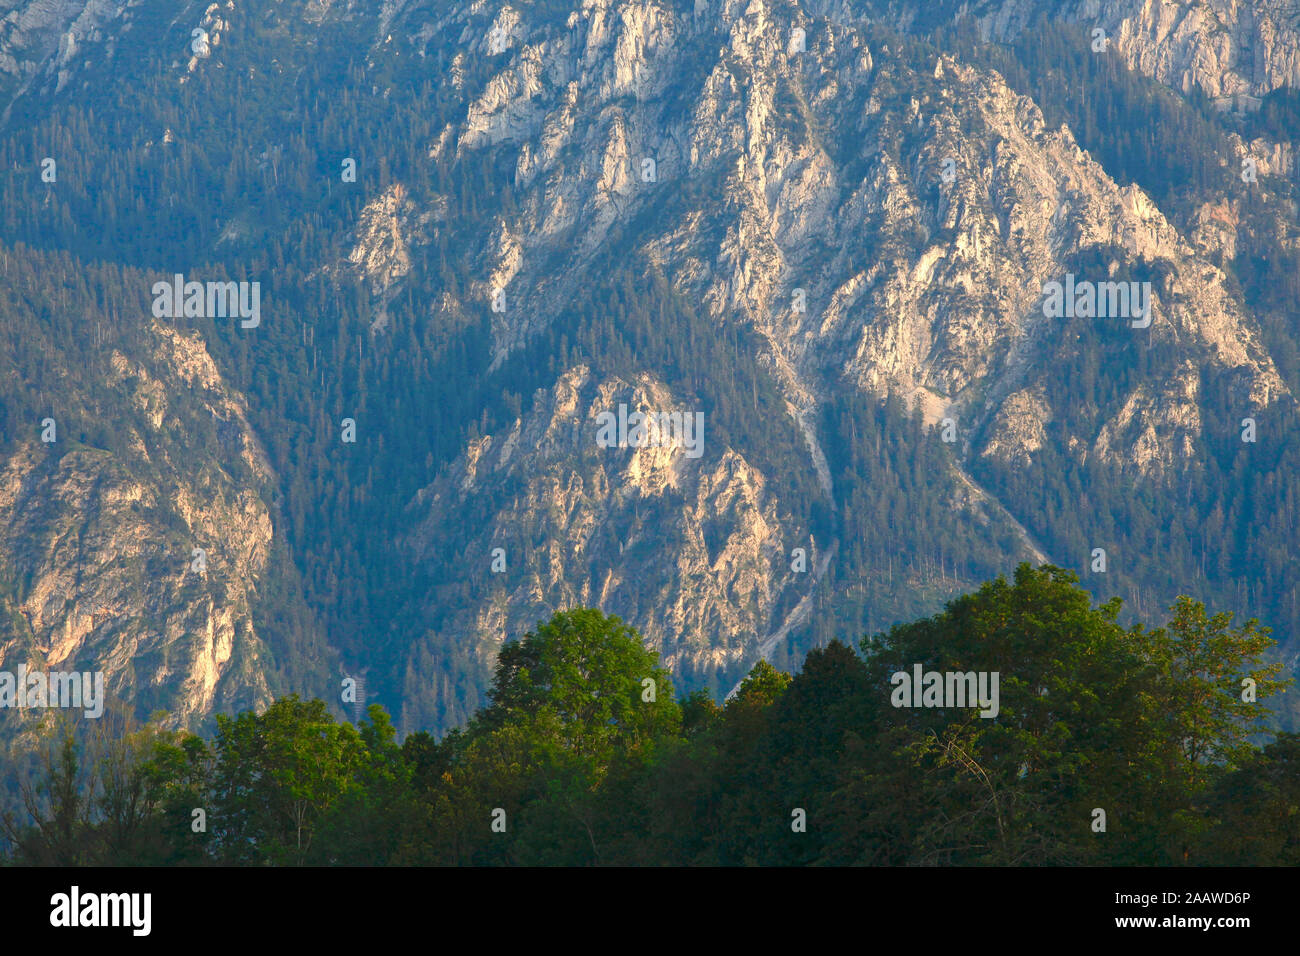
0,0,1297,748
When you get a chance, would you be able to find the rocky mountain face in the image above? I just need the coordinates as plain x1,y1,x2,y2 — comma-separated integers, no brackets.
0,253,334,751
0,0,1297,743
408,366,805,685
375,0,1294,721
971,0,1300,101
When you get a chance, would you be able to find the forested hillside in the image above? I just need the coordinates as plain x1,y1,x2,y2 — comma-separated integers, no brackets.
0,0,1298,773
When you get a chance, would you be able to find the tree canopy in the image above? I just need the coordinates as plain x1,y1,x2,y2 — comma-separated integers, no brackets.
2,570,1294,866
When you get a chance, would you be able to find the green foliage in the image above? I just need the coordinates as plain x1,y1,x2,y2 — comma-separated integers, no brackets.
5,590,1292,866
209,695,366,864
1,714,212,865
478,608,681,754
1196,733,1300,864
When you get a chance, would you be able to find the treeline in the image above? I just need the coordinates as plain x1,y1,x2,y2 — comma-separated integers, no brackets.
2,0,1298,747
3,564,1295,866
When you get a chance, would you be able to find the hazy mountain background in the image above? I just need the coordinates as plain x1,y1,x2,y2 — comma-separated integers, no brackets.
1,0,1298,761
